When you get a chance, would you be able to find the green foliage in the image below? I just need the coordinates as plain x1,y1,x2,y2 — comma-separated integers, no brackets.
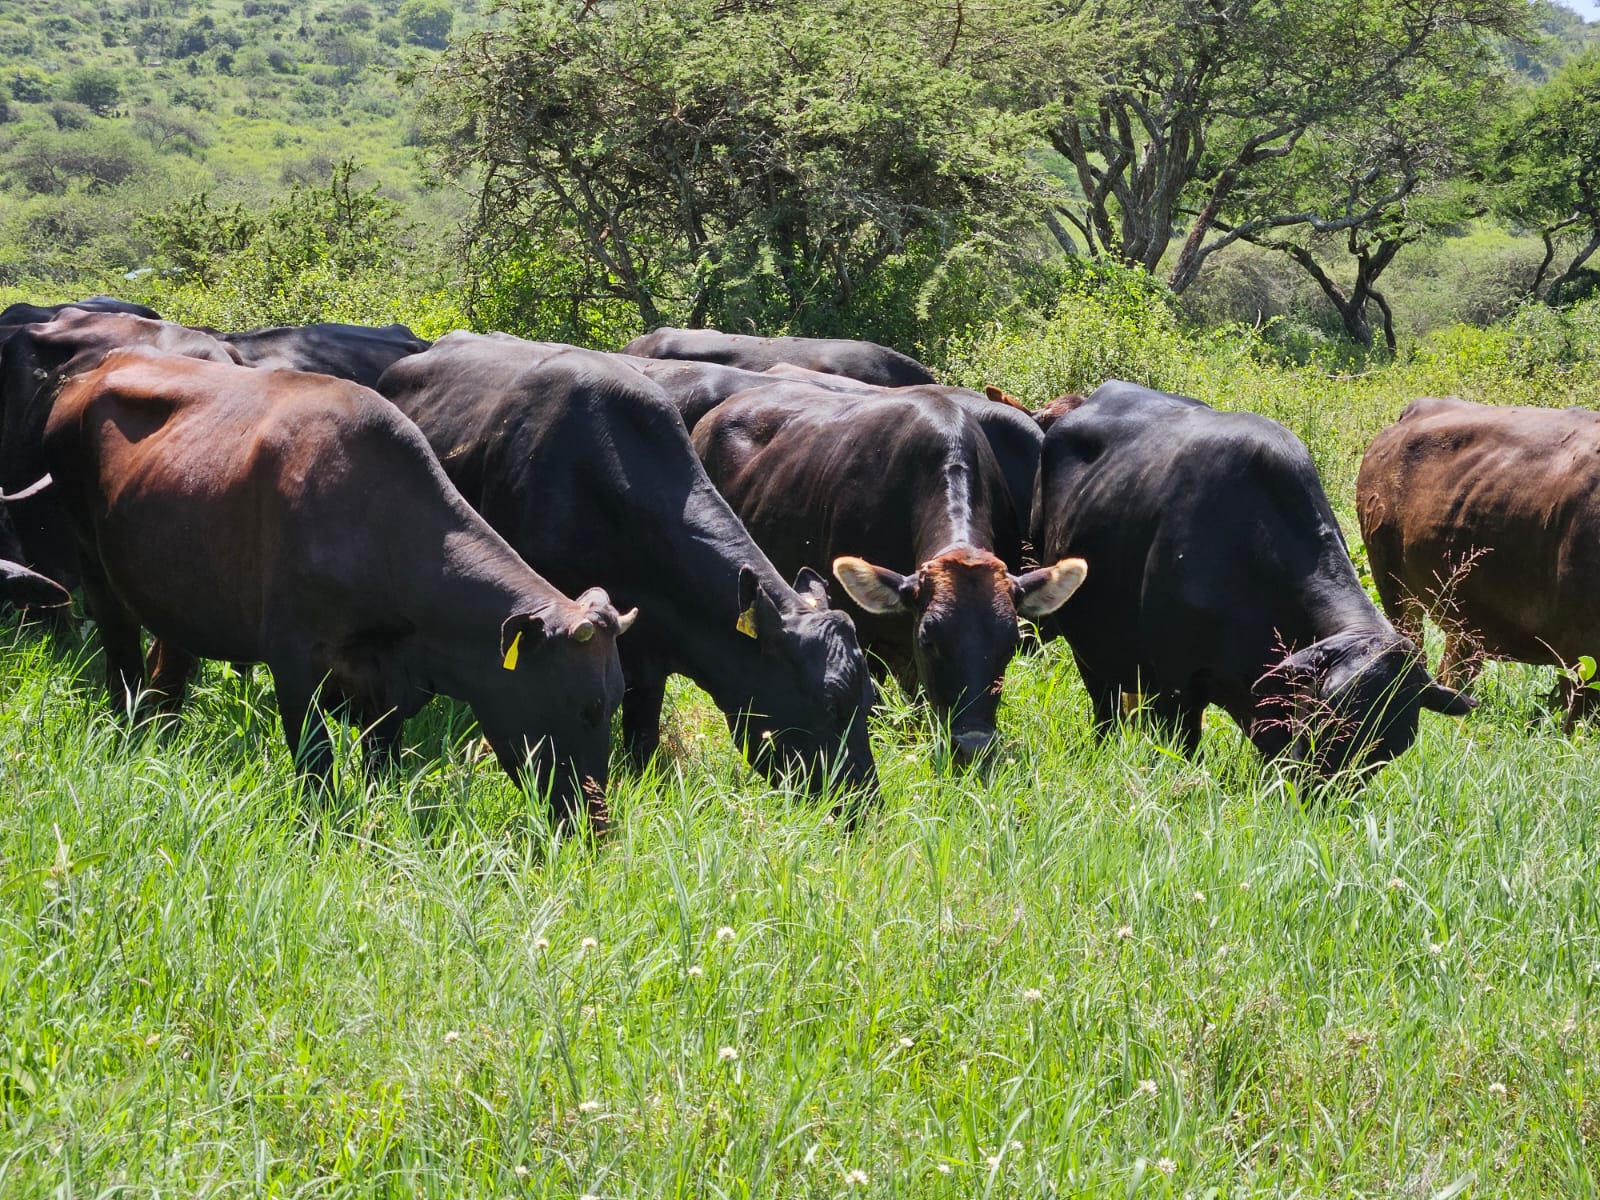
7,66,54,103
1488,50,1600,302
134,160,448,329
398,0,452,49
65,64,123,116
419,0,1049,334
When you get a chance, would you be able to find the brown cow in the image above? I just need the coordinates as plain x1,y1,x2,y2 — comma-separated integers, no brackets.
1358,395,1600,728
46,348,632,825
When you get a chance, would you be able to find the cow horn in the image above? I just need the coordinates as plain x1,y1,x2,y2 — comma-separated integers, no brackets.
0,473,52,502
617,607,639,635
572,619,595,643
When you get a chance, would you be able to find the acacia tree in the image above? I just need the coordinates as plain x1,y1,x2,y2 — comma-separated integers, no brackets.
1488,51,1600,303
415,0,1045,334
1214,71,1495,349
998,0,1522,293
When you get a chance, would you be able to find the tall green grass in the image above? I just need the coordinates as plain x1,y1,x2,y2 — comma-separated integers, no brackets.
4,298,1600,1196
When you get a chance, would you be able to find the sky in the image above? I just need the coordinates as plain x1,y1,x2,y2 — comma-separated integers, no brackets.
1558,0,1600,20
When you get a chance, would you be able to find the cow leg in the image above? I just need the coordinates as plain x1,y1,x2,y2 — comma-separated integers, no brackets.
1437,628,1483,693
1076,659,1120,738
620,656,667,769
358,707,405,781
145,638,198,715
78,568,145,712
1147,691,1204,757
273,670,335,785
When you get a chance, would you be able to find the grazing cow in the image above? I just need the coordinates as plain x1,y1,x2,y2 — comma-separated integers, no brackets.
1358,396,1600,727
1035,380,1472,779
694,382,1085,762
0,311,242,590
376,334,879,801
0,297,160,330
220,322,430,389
623,326,937,388
627,362,1045,550
46,348,629,824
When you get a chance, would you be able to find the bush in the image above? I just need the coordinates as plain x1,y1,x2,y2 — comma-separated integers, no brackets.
66,65,122,116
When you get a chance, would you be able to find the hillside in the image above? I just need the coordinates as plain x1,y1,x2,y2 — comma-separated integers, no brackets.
0,0,493,285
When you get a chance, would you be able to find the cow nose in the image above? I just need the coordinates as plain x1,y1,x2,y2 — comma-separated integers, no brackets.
952,728,995,764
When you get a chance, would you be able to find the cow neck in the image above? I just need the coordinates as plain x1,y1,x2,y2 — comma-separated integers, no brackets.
1297,519,1396,646
642,497,807,704
411,533,561,691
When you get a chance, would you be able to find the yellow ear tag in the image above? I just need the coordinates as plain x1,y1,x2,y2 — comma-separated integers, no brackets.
502,630,523,671
806,596,820,609
736,605,759,639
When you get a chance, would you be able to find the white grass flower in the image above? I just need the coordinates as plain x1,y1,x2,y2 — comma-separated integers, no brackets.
1488,1081,1508,1097
580,936,599,952
715,926,736,943
1022,987,1044,1003
687,965,704,978
936,1162,952,1175
1192,890,1206,905
1388,877,1406,892
1428,941,1444,957
843,1168,869,1186
514,1165,529,1178
579,1194,599,1200
1137,1078,1158,1098
718,1046,739,1063
1238,880,1251,892
1008,1140,1023,1152
1116,924,1134,940
578,1099,601,1114
443,1030,460,1045
985,1154,1001,1169
898,1036,913,1049
534,936,550,953
1156,1156,1177,1176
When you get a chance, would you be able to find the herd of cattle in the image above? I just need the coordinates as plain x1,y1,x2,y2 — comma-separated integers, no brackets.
0,297,1592,826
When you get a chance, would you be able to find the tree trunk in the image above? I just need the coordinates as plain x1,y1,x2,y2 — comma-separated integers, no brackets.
1547,229,1600,305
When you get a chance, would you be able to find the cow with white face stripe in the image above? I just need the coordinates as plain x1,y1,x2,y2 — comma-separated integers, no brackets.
693,382,1086,763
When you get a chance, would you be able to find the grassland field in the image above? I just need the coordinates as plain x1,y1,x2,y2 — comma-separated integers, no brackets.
2,294,1600,1197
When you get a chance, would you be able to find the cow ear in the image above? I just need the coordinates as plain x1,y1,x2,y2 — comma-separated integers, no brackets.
792,566,830,610
1012,557,1087,618
735,565,788,642
1252,644,1321,698
984,385,1025,410
832,556,914,614
1418,679,1476,715
499,612,546,670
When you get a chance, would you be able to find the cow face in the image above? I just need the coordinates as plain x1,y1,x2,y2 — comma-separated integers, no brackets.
833,549,1087,763
730,566,879,802
473,587,632,831
1251,632,1474,782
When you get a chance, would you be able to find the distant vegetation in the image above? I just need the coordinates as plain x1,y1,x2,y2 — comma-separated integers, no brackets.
0,0,1596,359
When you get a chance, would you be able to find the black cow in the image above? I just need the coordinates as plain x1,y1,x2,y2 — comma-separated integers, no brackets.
623,327,937,388
220,322,430,389
1034,380,1472,780
46,347,629,824
0,311,243,589
0,297,160,329
695,382,1085,761
376,333,879,801
629,363,1045,550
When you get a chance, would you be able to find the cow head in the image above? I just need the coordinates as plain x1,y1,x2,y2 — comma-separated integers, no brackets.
1250,631,1474,783
729,565,879,805
833,548,1087,763
474,586,634,832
